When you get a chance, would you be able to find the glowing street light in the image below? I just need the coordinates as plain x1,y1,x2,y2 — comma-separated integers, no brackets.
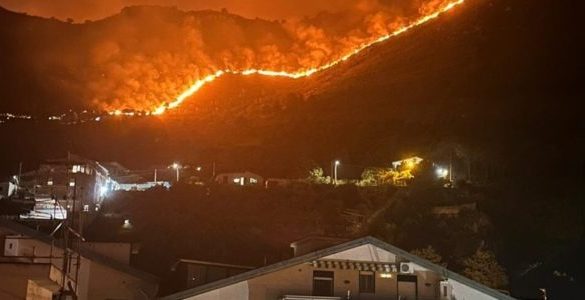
334,160,341,185
171,162,182,182
435,166,449,179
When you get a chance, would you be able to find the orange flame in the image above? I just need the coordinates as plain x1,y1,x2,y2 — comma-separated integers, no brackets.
115,0,465,116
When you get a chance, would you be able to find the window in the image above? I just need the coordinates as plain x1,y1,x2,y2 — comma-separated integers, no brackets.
359,271,375,293
47,178,53,186
313,271,334,296
250,178,258,184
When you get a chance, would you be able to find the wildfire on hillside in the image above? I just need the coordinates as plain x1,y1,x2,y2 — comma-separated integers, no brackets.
99,0,465,116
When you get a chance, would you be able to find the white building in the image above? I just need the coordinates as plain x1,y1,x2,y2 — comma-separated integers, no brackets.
20,154,116,215
0,220,158,299
215,172,263,187
162,236,514,300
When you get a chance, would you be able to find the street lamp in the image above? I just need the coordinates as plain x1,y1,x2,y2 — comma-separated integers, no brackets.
171,162,182,182
334,160,341,185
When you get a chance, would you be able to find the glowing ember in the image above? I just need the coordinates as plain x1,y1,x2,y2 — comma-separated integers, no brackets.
117,0,465,116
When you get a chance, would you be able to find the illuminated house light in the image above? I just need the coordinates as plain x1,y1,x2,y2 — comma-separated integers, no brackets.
380,273,393,278
123,219,133,229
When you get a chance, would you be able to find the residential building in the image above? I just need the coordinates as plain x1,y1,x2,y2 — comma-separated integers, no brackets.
162,236,514,300
167,259,255,294
215,172,263,187
19,154,116,216
0,219,158,299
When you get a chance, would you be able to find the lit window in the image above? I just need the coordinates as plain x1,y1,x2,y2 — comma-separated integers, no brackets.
83,205,89,212
250,178,258,184
69,179,75,187
47,178,53,186
72,165,81,173
359,271,375,293
233,178,240,183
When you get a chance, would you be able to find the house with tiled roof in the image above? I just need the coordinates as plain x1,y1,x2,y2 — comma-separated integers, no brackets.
162,236,513,300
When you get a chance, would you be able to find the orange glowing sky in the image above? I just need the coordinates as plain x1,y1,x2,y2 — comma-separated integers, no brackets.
0,0,360,21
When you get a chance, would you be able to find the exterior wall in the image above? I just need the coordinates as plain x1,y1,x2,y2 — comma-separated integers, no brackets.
85,259,157,300
186,281,249,300
1,235,157,299
0,263,51,299
448,279,499,300
26,279,59,300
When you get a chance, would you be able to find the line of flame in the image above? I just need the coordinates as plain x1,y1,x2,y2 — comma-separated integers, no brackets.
134,0,465,116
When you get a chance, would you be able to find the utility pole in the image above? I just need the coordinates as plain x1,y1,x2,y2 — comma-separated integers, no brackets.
449,152,453,183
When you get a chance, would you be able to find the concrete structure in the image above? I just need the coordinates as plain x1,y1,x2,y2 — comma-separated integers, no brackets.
215,172,263,187
19,154,117,218
163,237,514,300
0,220,158,299
0,181,17,199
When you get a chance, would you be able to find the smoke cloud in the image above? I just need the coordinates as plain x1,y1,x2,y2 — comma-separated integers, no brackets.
2,0,457,111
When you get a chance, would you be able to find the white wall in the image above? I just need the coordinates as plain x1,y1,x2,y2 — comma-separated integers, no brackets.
449,278,499,300
186,281,249,300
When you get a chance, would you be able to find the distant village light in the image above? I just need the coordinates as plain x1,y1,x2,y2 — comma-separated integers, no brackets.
123,219,132,229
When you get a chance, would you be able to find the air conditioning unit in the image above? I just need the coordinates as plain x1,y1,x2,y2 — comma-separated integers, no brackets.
399,262,415,274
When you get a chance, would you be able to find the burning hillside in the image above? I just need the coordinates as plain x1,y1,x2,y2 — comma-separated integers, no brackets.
0,0,465,115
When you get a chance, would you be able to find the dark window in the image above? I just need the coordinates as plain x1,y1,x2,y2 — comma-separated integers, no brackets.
359,271,375,293
313,271,334,296
443,285,448,297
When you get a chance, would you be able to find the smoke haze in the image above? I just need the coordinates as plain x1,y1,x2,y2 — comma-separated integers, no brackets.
0,0,459,112
0,0,359,21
